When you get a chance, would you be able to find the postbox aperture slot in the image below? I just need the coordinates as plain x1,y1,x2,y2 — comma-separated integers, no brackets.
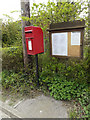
26,37,34,39
28,40,32,51
25,30,33,33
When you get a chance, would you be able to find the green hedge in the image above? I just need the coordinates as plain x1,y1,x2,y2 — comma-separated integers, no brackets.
2,46,23,71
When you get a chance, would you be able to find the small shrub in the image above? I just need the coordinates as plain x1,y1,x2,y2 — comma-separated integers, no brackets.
2,20,22,47
2,46,23,71
1,70,35,93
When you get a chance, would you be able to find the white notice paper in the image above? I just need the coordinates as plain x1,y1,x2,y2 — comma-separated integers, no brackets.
52,32,68,56
28,41,32,50
71,32,81,45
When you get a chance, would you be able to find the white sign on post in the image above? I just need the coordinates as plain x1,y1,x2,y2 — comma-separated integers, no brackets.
28,40,32,50
52,32,68,56
71,31,81,45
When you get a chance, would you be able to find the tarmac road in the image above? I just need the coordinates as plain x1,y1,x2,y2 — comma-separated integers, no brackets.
0,109,10,119
15,94,69,118
0,94,71,118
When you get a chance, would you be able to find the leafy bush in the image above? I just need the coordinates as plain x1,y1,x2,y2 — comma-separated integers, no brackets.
39,47,89,118
39,48,89,100
2,19,22,47
39,54,88,84
1,70,35,93
2,46,23,71
29,1,86,38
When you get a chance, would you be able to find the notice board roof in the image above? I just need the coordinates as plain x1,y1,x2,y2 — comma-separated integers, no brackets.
47,20,85,31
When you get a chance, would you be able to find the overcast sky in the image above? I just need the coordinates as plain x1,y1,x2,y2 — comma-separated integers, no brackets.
0,0,53,21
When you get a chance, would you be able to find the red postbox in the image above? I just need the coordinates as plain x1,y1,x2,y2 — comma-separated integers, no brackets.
25,26,44,55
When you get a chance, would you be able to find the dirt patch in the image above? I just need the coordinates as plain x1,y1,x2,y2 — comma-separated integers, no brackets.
0,88,44,106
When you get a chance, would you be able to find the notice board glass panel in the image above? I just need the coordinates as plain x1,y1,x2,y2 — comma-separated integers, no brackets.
68,32,80,57
52,33,68,56
71,31,81,45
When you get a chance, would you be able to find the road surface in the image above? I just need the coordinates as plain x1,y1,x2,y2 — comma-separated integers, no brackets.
0,109,10,119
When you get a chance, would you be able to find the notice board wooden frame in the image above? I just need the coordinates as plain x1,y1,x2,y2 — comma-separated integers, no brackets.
47,20,85,58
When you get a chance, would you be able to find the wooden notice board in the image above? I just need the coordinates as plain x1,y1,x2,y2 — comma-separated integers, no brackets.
48,20,85,58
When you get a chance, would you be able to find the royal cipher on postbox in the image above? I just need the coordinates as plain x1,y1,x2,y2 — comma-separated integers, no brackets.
25,26,44,55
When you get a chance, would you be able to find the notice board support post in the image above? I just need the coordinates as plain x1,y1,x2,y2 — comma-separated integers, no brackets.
35,54,39,87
